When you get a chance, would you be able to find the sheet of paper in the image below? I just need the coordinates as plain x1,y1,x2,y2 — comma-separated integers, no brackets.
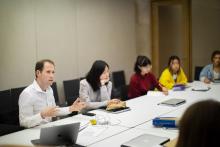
79,125,108,137
147,91,164,97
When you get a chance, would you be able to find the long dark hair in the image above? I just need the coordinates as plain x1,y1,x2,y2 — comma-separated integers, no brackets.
86,60,109,91
134,55,151,73
176,100,220,147
168,55,180,74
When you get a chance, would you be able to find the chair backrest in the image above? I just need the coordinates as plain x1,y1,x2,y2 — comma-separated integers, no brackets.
111,70,129,100
112,70,126,88
0,89,25,135
194,66,204,81
0,90,12,114
120,85,129,101
63,79,80,106
10,86,26,125
111,85,129,101
51,82,59,104
11,86,26,110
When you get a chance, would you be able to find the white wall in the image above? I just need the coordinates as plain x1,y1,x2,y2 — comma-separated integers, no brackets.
192,0,220,78
2,0,219,101
158,5,184,75
135,0,151,57
0,0,137,102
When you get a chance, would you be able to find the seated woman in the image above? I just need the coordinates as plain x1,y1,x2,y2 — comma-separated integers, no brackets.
79,60,120,109
159,56,187,89
200,50,220,83
176,100,220,147
128,55,168,99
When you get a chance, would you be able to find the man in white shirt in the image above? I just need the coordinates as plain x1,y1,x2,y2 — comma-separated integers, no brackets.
19,59,85,128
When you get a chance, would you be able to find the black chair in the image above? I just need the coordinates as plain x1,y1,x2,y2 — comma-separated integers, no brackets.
194,66,204,81
0,124,24,136
63,79,80,106
111,70,129,100
51,82,60,105
112,70,126,88
0,89,25,136
11,86,26,125
119,85,129,101
0,90,12,124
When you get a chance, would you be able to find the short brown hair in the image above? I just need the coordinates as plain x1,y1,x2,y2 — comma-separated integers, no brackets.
35,59,55,78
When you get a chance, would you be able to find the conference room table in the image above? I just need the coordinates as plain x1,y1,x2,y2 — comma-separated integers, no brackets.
89,81,220,147
0,81,219,147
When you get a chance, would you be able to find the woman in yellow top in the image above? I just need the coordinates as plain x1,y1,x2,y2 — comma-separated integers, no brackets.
159,56,188,89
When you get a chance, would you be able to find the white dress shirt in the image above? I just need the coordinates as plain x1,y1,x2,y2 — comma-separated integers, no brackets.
19,80,70,128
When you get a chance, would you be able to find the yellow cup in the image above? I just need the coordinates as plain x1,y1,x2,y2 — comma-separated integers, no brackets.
90,119,97,125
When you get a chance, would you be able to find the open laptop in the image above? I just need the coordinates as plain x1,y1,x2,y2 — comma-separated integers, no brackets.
121,134,170,147
31,122,85,147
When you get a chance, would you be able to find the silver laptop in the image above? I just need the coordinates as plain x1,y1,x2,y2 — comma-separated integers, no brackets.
31,122,84,147
121,134,170,147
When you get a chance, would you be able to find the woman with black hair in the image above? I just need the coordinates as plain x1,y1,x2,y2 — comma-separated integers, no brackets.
79,60,120,109
128,55,168,99
159,55,187,89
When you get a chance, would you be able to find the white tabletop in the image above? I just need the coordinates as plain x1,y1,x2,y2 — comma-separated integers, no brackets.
89,81,220,147
0,115,128,146
89,127,174,147
92,95,179,128
0,81,220,146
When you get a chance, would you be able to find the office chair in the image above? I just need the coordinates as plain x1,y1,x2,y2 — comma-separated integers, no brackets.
0,89,25,136
0,89,12,124
63,79,80,106
194,66,204,81
112,70,126,88
51,82,60,105
11,86,26,125
111,70,129,100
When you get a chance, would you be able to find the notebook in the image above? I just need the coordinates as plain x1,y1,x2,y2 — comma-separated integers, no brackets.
158,98,186,107
173,84,186,91
31,122,84,147
121,134,170,147
213,79,220,83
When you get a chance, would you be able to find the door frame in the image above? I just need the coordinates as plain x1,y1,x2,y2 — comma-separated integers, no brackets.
151,0,192,80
